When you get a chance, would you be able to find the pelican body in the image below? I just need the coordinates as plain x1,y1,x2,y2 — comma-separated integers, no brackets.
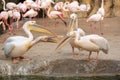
3,21,56,63
66,13,85,57
56,30,109,60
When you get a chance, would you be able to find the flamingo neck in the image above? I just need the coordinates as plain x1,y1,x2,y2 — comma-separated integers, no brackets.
47,6,51,18
2,0,6,10
101,0,104,8
23,23,33,40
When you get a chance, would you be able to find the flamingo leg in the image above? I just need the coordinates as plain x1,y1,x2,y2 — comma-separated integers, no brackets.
16,19,19,29
42,9,45,23
93,22,97,34
1,22,6,33
100,20,104,35
4,19,13,32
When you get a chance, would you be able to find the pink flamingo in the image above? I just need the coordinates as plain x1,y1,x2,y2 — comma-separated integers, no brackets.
79,4,90,12
12,10,21,28
66,1,81,13
23,8,38,20
96,0,105,35
87,13,103,34
46,5,67,27
17,3,27,13
23,0,34,10
39,0,55,21
0,11,12,32
0,21,6,33
87,0,105,35
6,2,18,10
54,2,64,11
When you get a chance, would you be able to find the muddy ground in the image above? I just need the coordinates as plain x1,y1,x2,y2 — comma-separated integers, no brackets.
0,17,119,76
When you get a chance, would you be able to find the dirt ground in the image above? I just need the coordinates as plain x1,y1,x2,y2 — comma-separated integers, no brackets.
0,17,120,75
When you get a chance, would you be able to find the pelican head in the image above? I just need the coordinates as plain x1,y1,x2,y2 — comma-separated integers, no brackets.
67,13,78,33
56,31,75,50
23,21,57,36
56,28,85,50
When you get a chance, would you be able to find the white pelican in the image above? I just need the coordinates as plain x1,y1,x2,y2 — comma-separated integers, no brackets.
3,21,56,63
65,13,85,57
56,30,109,60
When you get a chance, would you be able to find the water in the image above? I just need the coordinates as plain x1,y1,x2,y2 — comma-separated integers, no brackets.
0,75,120,80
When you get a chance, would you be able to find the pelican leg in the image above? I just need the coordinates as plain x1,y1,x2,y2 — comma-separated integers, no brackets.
12,57,20,64
19,56,31,61
88,51,92,60
95,51,99,61
78,48,81,57
71,45,80,58
100,21,104,35
71,46,75,57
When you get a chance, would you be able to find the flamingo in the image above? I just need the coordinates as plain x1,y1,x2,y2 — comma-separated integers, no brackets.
17,3,27,14
23,0,34,10
54,2,64,11
23,8,38,20
0,21,6,33
2,0,6,10
56,31,109,60
87,0,105,35
39,0,55,22
66,1,81,13
79,4,90,12
3,21,56,63
96,0,105,35
87,13,103,34
12,10,21,28
6,2,18,10
30,2,40,11
46,5,67,27
0,11,12,31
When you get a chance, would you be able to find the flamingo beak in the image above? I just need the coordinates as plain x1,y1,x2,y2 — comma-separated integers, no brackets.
56,35,73,50
67,18,75,33
29,24,57,36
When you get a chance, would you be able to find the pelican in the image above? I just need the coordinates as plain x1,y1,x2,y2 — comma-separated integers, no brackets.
64,13,85,57
3,21,56,63
56,30,109,60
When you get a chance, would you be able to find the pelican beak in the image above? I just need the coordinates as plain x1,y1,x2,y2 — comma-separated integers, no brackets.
67,18,75,33
40,36,58,43
29,24,57,36
56,35,73,50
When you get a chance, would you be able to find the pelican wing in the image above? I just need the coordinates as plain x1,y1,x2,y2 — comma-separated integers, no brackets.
4,43,15,58
90,36,109,53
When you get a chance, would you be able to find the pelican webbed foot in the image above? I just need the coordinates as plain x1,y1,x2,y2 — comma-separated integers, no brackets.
72,54,80,58
19,56,31,61
12,57,20,64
